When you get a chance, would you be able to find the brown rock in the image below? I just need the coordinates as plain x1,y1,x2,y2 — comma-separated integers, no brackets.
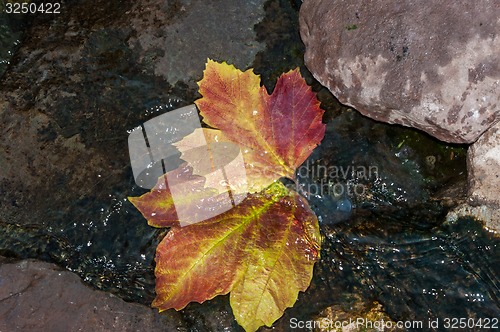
449,121,500,232
0,259,183,331
468,121,500,207
447,204,500,234
299,0,500,143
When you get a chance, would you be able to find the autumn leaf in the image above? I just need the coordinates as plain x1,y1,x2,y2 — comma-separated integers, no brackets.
128,59,326,332
152,182,321,331
194,59,325,193
229,184,322,331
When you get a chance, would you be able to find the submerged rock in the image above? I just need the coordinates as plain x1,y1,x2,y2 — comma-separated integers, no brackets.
298,109,467,221
128,0,265,86
312,301,397,332
299,0,500,144
0,258,184,331
0,0,286,330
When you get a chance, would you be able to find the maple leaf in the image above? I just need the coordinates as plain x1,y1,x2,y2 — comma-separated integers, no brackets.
152,183,321,331
128,60,326,332
194,59,326,193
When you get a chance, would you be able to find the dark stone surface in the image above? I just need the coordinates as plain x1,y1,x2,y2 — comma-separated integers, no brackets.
127,0,265,86
299,0,500,143
0,258,184,331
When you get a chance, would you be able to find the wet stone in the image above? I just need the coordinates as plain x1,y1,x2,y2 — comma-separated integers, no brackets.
448,120,500,232
0,258,184,331
299,0,500,144
128,0,266,86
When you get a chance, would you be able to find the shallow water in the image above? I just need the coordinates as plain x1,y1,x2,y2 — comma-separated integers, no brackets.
0,8,26,77
310,215,500,328
0,0,499,331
